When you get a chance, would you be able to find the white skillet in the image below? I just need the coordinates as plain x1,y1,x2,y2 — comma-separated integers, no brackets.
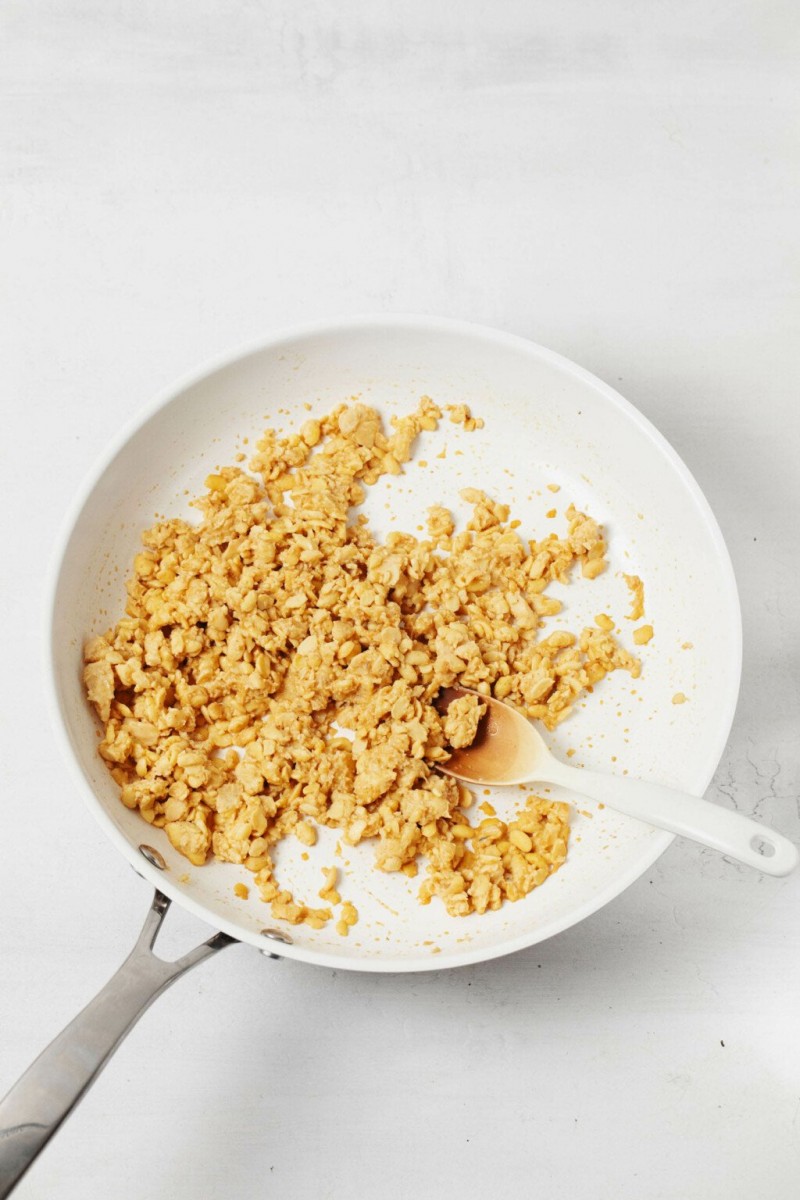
1,316,770,1194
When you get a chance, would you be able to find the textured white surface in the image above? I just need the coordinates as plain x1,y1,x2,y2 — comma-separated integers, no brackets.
1,3,798,1198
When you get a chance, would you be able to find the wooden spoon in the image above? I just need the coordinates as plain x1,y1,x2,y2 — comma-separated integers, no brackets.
436,686,798,876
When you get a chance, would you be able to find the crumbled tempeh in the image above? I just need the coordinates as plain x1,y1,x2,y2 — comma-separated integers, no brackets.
443,694,486,749
336,901,359,936
419,796,570,917
84,397,642,926
319,866,341,906
445,403,484,432
623,573,645,620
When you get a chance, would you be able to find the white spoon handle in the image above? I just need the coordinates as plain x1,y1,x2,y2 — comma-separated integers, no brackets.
545,763,798,877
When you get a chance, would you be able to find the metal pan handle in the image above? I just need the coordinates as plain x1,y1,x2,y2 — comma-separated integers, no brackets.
0,889,236,1197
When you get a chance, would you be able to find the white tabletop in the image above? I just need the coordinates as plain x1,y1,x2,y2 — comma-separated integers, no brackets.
2,4,798,1198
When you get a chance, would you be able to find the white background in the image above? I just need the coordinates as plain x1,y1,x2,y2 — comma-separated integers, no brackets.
2,3,799,1198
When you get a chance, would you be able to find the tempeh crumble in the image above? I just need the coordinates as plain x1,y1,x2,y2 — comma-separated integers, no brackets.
84,397,642,927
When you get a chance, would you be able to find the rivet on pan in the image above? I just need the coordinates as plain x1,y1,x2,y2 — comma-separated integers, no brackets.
139,844,167,871
260,927,293,945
